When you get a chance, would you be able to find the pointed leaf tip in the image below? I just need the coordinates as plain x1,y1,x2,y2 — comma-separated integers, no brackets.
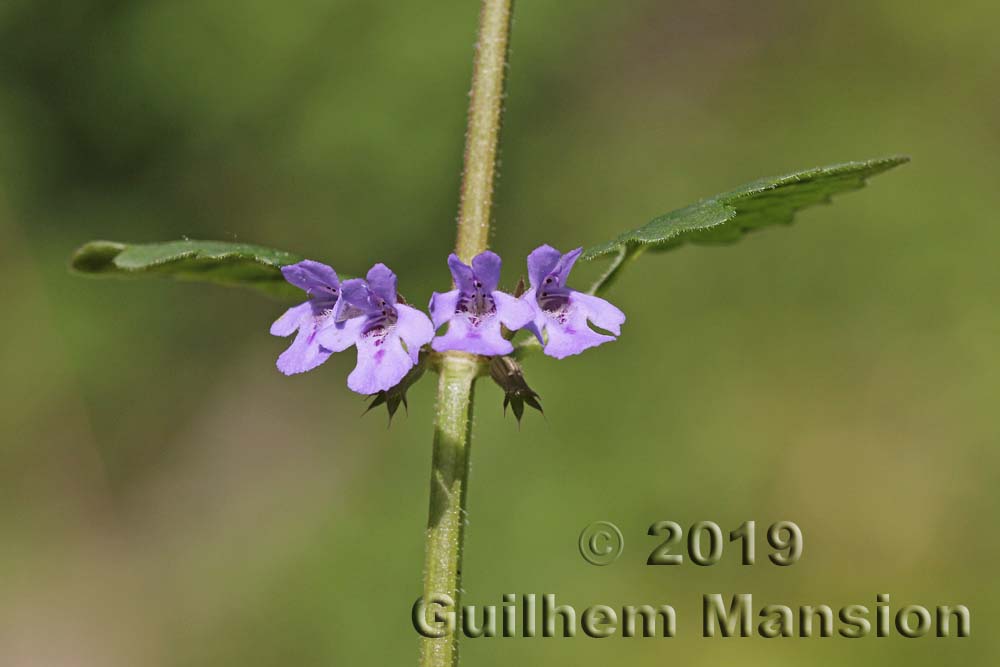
69,239,308,300
583,156,909,294
70,241,127,274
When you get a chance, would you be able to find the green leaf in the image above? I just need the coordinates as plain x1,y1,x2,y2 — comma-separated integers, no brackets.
583,156,909,294
70,239,306,299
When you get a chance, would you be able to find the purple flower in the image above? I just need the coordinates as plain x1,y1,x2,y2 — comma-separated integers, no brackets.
429,251,534,356
523,245,626,359
317,263,434,395
270,260,345,375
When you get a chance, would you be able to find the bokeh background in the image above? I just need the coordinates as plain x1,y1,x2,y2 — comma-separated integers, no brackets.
1,0,997,665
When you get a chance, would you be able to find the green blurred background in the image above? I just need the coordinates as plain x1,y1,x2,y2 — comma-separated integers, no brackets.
1,0,996,665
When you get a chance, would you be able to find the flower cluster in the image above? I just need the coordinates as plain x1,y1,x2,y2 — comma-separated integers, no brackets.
271,245,625,394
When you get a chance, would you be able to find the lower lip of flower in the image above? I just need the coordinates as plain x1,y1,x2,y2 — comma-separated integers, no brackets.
466,312,491,328
547,306,570,326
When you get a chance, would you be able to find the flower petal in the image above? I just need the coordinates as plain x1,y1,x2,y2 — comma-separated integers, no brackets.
276,320,333,375
551,247,583,287
270,301,312,337
431,316,470,353
542,317,615,359
347,330,414,394
315,315,365,353
281,260,339,296
431,314,512,356
538,290,622,359
339,278,377,316
429,289,461,328
471,251,502,293
395,304,435,363
366,263,397,304
493,291,534,331
526,245,562,288
447,254,475,293
519,288,545,344
571,291,625,335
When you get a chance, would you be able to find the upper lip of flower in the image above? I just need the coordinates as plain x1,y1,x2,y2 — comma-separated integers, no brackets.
361,293,398,333
448,253,500,303
528,244,582,310
338,264,402,328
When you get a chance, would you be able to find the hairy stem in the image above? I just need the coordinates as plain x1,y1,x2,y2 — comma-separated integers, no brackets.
421,2,514,666
420,354,478,667
453,0,514,263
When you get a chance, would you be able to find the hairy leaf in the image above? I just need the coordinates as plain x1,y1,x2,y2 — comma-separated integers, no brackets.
584,156,909,294
70,239,306,299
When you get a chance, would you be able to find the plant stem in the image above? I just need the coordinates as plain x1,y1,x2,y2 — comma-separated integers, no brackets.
453,0,514,263
420,354,478,667
420,2,514,666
